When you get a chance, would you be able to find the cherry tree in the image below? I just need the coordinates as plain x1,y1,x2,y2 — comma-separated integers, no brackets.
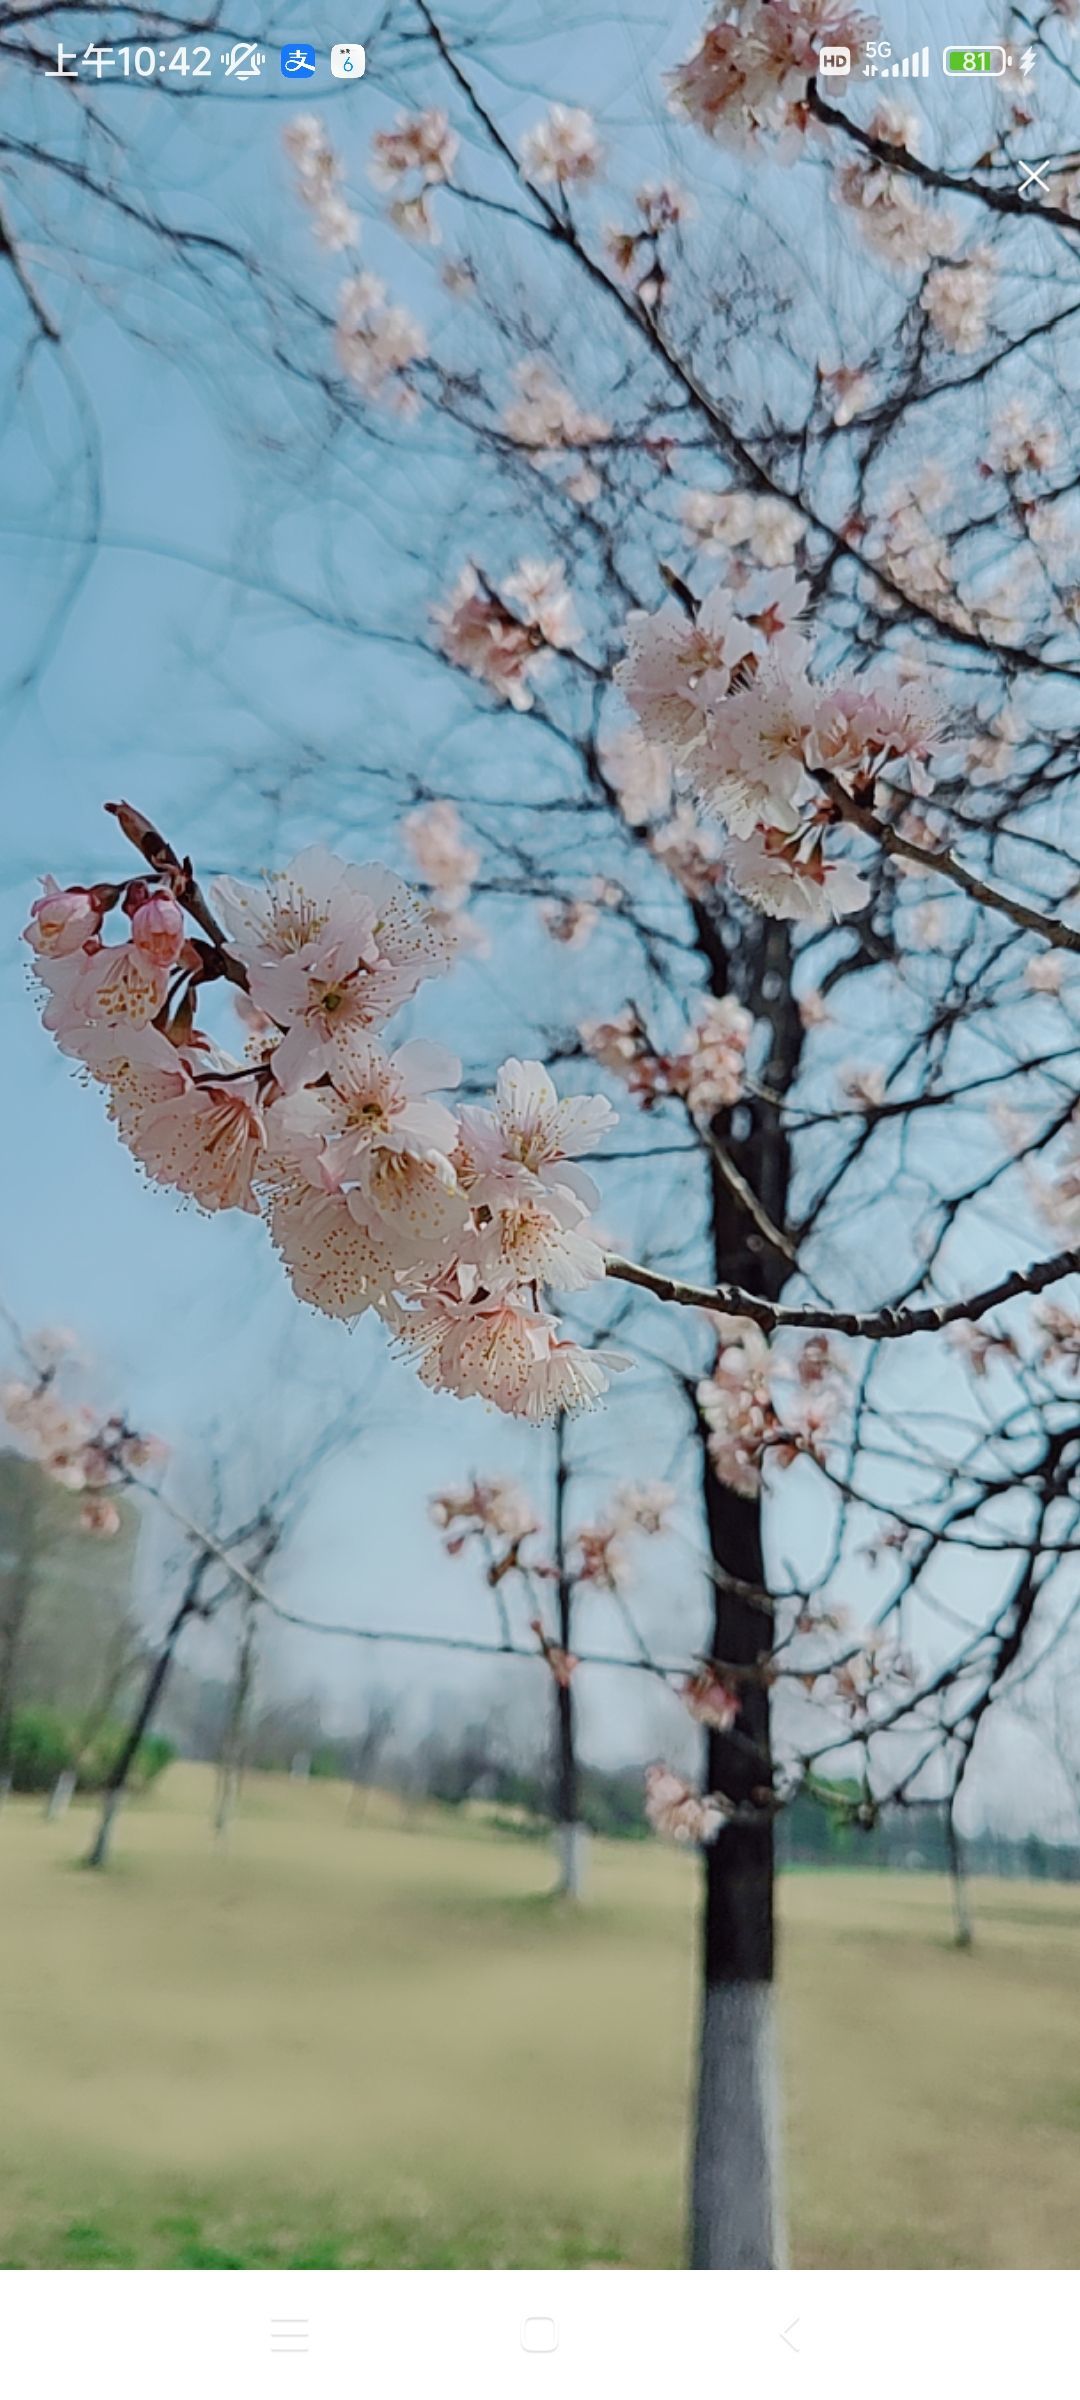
430,1453,681,1892
12,0,1080,2270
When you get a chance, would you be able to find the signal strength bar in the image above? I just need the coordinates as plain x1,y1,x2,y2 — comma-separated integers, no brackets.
887,46,930,75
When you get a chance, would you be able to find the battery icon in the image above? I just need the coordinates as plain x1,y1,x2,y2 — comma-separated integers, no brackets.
943,44,1007,74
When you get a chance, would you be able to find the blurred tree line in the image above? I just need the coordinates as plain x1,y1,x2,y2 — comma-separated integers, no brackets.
0,1453,171,1795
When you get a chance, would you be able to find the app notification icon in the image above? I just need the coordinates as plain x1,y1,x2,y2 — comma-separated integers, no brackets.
331,44,366,77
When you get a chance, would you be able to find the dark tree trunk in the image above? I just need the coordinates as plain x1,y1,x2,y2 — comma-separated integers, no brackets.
688,916,801,2271
552,1415,584,1896
85,1558,206,1869
945,1804,973,1949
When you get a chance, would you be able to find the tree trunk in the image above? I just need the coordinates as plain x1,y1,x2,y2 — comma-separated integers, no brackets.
551,1417,584,1898
946,1804,973,1949
45,1768,77,1820
214,1602,256,1839
85,1566,203,1869
687,916,800,2271
690,1430,782,2268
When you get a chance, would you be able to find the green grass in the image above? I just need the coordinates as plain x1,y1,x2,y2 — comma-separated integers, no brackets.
1,1763,1078,2269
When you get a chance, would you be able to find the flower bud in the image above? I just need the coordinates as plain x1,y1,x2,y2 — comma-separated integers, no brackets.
131,892,185,969
24,877,103,958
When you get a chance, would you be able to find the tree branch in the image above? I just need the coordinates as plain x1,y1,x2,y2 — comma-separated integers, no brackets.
604,1245,1080,1339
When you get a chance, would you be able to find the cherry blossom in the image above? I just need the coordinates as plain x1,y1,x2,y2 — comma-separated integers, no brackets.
615,583,763,750
1035,1303,1080,1378
835,105,956,270
723,827,870,923
38,938,170,1047
697,1318,777,1496
840,1063,887,1110
335,273,426,411
946,1321,1019,1378
990,401,1059,479
520,104,603,186
682,1667,741,1732
400,1286,628,1421
598,724,672,823
401,801,487,957
604,181,695,303
538,897,598,948
430,1476,542,1552
921,253,995,354
457,1058,617,1211
1025,952,1067,996
681,486,755,553
369,108,459,240
667,2,877,152
503,558,581,650
27,821,622,1424
645,1762,728,1845
1,1337,166,1533
649,806,726,900
819,362,875,426
531,1619,579,1686
80,1495,121,1537
502,358,609,471
212,850,448,1093
614,1480,676,1535
432,561,573,708
109,1051,267,1214
402,802,479,915
23,877,105,957
283,114,360,252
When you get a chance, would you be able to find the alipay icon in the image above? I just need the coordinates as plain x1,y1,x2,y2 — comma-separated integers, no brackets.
280,44,316,76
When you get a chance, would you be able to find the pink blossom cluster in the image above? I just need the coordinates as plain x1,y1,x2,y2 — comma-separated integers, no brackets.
921,252,996,354
402,800,487,957
834,104,956,272
25,829,625,1424
1035,1303,1080,1378
1,1337,166,1538
604,180,696,306
829,1638,914,1721
644,1762,729,1845
430,1476,543,1572
680,1665,741,1732
502,359,610,503
369,107,459,244
615,565,939,921
433,559,581,709
538,895,601,948
569,1478,676,1592
989,403,1059,481
335,271,426,414
680,487,803,566
283,114,360,252
598,724,673,824
520,104,604,186
667,2,877,152
697,1319,841,1496
945,1321,1020,1378
581,993,752,1120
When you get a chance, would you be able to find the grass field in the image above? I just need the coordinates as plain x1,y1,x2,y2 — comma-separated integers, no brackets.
1,1762,1078,2270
